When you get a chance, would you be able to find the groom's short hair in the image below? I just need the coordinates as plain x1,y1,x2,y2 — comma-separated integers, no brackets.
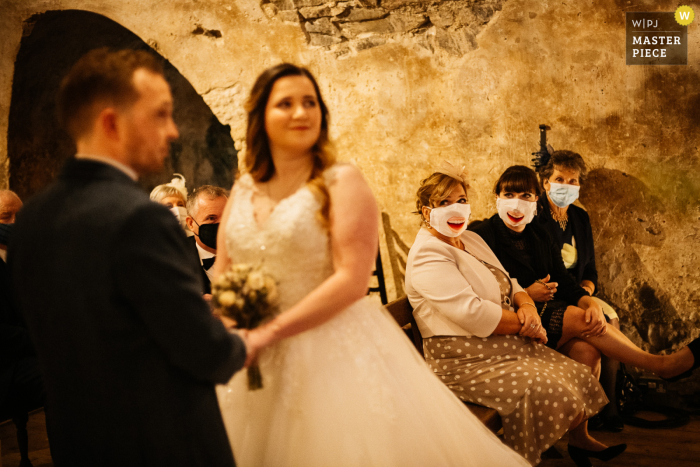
57,47,164,141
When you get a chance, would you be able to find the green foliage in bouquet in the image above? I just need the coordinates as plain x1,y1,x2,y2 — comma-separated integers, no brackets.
211,263,279,390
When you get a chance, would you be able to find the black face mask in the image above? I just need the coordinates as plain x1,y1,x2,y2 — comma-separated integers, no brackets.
196,222,219,250
0,223,14,246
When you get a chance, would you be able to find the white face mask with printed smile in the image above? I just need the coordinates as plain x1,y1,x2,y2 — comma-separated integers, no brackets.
170,206,188,228
428,203,471,237
496,198,537,227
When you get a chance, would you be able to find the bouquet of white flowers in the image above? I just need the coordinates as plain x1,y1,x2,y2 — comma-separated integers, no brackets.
211,263,279,390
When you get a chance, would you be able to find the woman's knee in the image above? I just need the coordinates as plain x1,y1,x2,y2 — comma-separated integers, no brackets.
563,306,589,333
565,339,601,371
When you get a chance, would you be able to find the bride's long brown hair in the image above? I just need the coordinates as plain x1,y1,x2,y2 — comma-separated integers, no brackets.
244,63,336,225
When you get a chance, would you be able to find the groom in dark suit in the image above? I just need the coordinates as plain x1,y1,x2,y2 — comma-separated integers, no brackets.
8,48,247,467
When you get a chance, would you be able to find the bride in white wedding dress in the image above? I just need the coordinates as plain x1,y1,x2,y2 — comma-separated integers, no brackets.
212,63,529,467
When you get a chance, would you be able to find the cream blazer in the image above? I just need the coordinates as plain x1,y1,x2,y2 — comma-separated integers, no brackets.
405,228,525,338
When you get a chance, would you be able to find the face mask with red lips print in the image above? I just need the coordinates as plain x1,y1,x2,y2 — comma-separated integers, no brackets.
496,198,537,227
428,203,471,238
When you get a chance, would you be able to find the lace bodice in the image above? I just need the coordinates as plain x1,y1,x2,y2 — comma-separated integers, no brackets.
225,171,335,312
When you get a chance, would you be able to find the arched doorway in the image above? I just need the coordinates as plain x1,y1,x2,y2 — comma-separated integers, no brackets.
8,9,237,200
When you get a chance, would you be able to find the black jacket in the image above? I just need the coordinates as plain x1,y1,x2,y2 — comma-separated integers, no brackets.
9,159,245,467
471,214,588,306
186,236,212,295
535,199,598,290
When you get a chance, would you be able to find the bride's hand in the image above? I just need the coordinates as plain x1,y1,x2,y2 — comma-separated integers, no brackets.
243,323,280,367
218,314,238,330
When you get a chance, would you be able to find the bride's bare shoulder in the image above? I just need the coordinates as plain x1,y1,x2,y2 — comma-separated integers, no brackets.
324,163,366,189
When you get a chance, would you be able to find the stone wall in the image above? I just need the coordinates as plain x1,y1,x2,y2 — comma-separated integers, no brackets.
1,0,699,386
262,0,505,56
6,9,237,198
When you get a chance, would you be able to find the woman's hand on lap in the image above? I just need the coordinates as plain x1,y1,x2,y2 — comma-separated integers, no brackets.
517,305,542,338
581,302,607,338
525,274,558,302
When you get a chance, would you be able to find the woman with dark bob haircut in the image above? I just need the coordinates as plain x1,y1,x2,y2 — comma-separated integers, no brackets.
212,66,529,467
471,165,700,462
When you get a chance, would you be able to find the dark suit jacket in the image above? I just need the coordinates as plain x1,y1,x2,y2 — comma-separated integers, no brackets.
471,214,588,306
535,200,598,290
186,236,212,295
9,159,245,467
0,257,22,327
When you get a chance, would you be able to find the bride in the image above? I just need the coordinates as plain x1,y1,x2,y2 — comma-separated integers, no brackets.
211,63,529,467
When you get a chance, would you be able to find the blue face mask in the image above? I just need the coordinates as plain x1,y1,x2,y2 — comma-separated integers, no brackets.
0,223,14,246
547,182,580,208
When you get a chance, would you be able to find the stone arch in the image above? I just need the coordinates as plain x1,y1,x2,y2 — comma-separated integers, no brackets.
8,9,237,200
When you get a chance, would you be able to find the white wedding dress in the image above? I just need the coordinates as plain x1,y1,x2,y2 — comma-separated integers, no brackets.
217,169,529,467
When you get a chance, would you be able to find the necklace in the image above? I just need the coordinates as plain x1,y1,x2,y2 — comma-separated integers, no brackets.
550,208,568,231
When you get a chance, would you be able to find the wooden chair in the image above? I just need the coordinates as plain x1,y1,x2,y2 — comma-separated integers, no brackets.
367,251,388,305
385,296,502,434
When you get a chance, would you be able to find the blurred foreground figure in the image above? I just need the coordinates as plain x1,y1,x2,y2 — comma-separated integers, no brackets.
9,48,247,467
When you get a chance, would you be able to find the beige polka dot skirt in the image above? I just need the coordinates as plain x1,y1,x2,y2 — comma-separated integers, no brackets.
424,335,607,466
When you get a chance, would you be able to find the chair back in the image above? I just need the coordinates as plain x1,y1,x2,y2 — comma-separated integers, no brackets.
385,296,423,356
368,251,388,304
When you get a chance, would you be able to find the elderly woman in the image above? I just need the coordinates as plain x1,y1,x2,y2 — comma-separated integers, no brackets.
471,166,699,396
149,173,190,233
405,163,619,466
534,150,622,431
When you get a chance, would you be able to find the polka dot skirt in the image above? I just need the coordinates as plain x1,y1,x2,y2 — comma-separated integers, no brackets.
424,335,607,466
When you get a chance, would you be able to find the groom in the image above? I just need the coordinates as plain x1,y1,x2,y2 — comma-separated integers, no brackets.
9,48,246,466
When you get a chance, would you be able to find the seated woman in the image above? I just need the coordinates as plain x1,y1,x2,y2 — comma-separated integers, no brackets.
471,166,699,388
405,162,621,467
534,150,623,431
149,173,191,234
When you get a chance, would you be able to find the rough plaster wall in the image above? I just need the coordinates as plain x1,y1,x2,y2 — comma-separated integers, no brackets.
1,0,699,383
7,10,237,197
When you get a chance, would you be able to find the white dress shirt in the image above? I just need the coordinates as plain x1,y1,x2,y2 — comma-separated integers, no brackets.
405,228,525,339
195,241,216,281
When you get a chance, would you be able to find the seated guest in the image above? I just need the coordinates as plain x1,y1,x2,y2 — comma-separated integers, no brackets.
1,190,48,465
405,162,620,466
0,322,47,466
185,186,228,294
534,150,623,431
0,189,22,259
150,173,190,233
1,190,23,326
471,166,699,384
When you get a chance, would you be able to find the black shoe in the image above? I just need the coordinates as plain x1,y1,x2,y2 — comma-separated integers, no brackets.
664,337,700,383
568,443,627,467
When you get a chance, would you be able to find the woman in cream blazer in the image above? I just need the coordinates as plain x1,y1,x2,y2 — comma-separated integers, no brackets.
404,164,619,467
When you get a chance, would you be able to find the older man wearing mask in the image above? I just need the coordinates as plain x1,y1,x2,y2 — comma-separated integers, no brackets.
1,189,23,324
185,185,228,295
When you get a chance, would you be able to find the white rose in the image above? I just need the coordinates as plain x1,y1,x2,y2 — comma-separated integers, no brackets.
247,271,265,290
217,291,237,308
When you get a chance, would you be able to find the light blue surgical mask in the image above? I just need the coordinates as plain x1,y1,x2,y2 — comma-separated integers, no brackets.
547,182,580,208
